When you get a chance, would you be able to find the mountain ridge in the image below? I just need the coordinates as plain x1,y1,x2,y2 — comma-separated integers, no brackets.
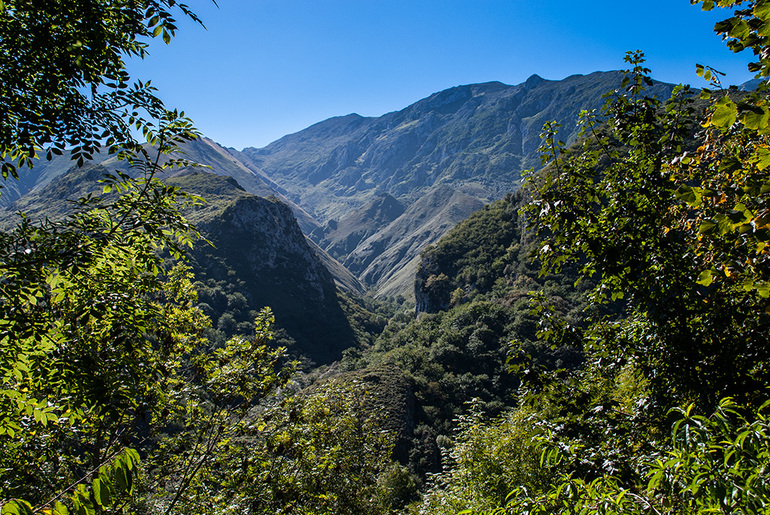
3,71,679,299
231,70,675,297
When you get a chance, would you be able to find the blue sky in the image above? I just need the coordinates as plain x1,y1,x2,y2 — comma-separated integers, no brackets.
129,1,756,150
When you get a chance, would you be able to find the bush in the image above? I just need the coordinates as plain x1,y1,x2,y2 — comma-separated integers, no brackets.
418,402,547,513
490,396,770,515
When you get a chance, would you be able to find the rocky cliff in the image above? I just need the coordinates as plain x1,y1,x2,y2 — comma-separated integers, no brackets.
168,171,362,364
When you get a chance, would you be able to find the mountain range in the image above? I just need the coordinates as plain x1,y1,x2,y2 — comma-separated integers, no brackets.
232,71,674,296
1,70,679,360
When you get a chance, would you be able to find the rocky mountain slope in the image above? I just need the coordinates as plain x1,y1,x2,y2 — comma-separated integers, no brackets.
229,71,675,297
168,171,361,364
2,71,678,301
344,186,484,298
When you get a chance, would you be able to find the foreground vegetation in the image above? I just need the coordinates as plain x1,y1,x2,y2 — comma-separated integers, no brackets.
3,0,770,513
413,1,770,511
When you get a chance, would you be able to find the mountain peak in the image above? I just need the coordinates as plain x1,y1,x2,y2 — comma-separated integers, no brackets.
524,74,545,87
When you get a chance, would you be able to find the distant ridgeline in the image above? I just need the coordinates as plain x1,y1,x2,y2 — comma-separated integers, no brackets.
235,72,675,297
0,71,676,364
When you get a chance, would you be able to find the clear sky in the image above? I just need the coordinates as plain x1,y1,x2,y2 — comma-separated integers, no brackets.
128,0,756,150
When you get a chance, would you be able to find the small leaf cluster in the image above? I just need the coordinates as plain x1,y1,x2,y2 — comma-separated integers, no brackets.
0,0,209,180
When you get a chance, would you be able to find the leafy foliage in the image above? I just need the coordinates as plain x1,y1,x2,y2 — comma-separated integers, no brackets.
337,187,589,487
415,192,525,313
525,50,770,408
0,0,207,179
213,376,406,514
0,2,332,514
8,0,770,512
442,3,770,514
484,397,770,515
0,134,291,513
410,4,770,514
418,403,547,514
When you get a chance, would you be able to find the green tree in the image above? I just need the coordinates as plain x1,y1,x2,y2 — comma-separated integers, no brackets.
0,142,290,513
221,379,398,514
526,47,770,409
418,402,547,514
486,397,770,515
0,1,296,513
0,0,208,178
475,2,770,513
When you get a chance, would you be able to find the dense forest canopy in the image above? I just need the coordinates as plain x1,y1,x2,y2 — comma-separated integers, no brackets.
2,0,770,514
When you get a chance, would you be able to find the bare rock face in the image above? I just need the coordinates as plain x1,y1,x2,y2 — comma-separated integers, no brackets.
221,196,332,300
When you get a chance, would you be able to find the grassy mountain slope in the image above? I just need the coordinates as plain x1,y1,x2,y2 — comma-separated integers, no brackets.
239,72,674,224
1,138,322,234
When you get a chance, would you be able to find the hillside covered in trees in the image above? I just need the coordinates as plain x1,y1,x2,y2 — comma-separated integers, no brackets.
3,1,770,514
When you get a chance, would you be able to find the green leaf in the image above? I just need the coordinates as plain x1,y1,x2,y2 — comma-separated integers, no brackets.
124,448,141,469
711,96,738,128
729,19,751,40
1,500,34,515
92,478,104,506
675,184,703,207
741,104,769,130
753,147,770,171
92,477,112,507
114,462,133,496
697,270,716,286
33,408,46,426
755,282,770,298
755,2,770,21
699,219,718,234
